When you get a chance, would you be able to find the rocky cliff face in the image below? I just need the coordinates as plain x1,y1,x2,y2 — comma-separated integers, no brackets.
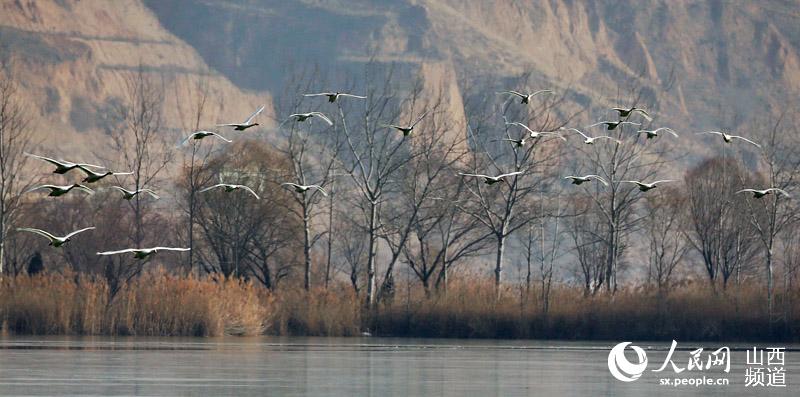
0,0,267,158
2,0,799,159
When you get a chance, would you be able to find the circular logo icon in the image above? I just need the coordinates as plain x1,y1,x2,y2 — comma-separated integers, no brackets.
608,342,648,382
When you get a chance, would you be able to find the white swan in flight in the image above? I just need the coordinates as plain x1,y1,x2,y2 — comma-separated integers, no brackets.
621,179,675,192
217,105,265,131
560,127,621,145
288,112,334,125
26,184,94,197
638,128,678,139
565,175,608,186
505,121,566,141
497,90,553,104
697,131,761,148
304,92,366,103
736,188,790,199
77,166,133,183
97,247,190,260
612,106,652,121
587,120,641,131
458,171,523,185
281,183,328,196
110,186,160,200
384,111,429,136
25,153,104,175
17,227,95,248
180,131,232,146
200,183,260,199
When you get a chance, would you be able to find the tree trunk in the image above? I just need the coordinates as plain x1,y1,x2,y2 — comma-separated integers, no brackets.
365,202,378,307
494,231,506,296
303,210,312,291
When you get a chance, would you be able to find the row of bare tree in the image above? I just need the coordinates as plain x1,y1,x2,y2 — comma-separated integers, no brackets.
1,60,798,322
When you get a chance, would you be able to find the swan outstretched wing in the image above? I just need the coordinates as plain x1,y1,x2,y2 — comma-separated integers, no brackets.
244,105,265,124
17,228,58,242
64,227,96,239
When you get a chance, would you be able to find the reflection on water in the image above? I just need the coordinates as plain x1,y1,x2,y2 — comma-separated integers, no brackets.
0,336,795,396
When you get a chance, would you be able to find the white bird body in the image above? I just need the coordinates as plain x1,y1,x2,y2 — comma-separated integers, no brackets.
304,92,366,102
110,186,160,200
17,227,95,247
97,246,190,259
638,127,678,139
497,90,553,104
587,120,641,131
622,179,675,192
612,106,652,121
458,171,523,185
281,183,328,196
77,166,133,183
217,105,265,131
565,175,608,186
736,188,790,199
180,131,231,146
200,183,260,199
25,152,104,175
384,111,429,136
505,121,566,141
289,112,333,126
698,131,761,148
561,127,621,145
27,183,94,197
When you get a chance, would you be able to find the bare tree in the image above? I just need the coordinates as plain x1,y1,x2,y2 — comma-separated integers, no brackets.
567,197,607,296
337,64,420,307
275,75,341,291
457,81,564,294
643,186,688,294
173,74,218,275
100,65,173,293
0,62,37,276
739,112,800,322
685,157,761,289
193,141,299,288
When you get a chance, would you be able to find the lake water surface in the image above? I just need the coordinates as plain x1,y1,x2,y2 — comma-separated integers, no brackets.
0,336,795,396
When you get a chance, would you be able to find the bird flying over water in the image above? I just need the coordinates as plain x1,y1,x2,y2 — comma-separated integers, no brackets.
17,227,95,248
217,105,265,131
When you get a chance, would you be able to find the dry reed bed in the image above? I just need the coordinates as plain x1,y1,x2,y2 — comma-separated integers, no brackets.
1,273,797,341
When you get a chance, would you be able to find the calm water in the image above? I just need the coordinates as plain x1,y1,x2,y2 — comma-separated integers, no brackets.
0,336,796,396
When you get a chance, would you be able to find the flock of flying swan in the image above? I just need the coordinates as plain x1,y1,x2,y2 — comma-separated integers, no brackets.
15,86,787,261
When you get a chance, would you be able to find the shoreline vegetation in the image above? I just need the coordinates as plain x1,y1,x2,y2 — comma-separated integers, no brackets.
1,272,797,342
